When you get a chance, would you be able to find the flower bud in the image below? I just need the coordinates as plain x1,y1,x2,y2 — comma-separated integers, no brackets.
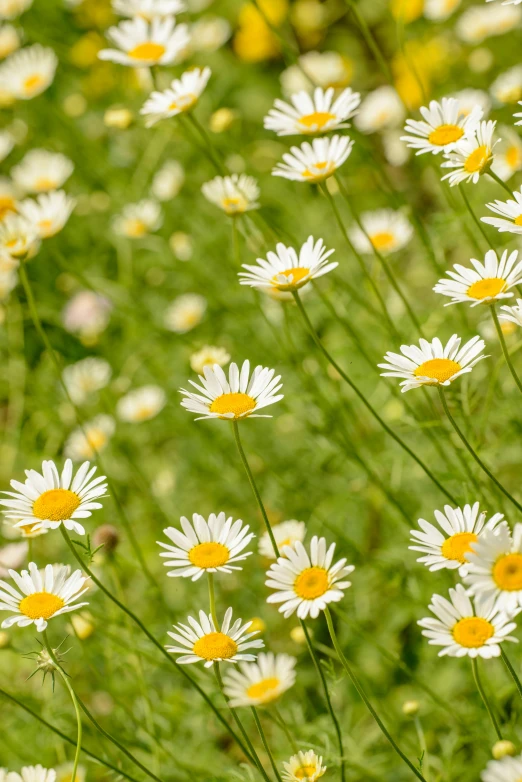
492,740,517,760
92,524,120,554
402,700,420,716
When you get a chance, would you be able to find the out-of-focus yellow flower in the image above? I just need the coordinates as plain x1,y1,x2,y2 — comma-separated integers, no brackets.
393,36,450,109
234,0,288,62
104,106,133,128
390,0,424,23
210,107,238,133
70,612,95,640
69,32,105,68
248,617,266,634
290,625,308,644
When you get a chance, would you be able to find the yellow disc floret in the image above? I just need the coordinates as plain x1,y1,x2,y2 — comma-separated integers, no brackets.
428,124,464,147
413,358,461,384
299,111,335,131
193,631,238,660
294,566,329,599
493,553,522,591
441,532,478,564
32,489,81,521
271,267,310,290
246,676,281,701
19,592,65,620
467,278,507,300
209,392,256,418
370,231,395,251
294,765,319,780
189,542,230,569
464,145,491,175
452,617,494,648
127,42,166,61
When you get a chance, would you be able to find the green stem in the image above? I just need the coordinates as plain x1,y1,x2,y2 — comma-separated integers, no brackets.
459,184,493,250
492,306,522,396
272,705,298,753
208,573,218,627
292,290,457,503
324,608,427,782
437,388,522,513
251,707,283,782
500,647,522,703
488,169,513,197
471,657,503,740
344,0,393,82
186,113,226,175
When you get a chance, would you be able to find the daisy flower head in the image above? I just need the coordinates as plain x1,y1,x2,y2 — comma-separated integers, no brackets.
491,126,522,181
18,191,75,239
349,209,413,256
379,335,487,393
62,291,112,341
264,86,360,137
0,176,18,220
354,85,405,134
166,607,264,667
201,173,260,215
456,4,521,44
158,512,254,580
223,651,297,707
0,44,57,100
499,298,522,328
180,359,283,421
112,0,186,20
259,519,306,559
410,502,504,576
11,149,73,194
6,768,56,782
424,0,461,21
239,236,336,292
112,199,162,238
1,459,108,536
434,249,522,307
282,750,326,782
492,66,522,105
266,535,354,619
64,415,115,461
62,357,112,405
190,345,230,375
272,135,354,183
482,187,522,234
98,16,189,67
140,66,211,127
464,521,522,613
0,0,32,18
418,583,518,659
164,292,206,333
481,754,522,782
0,541,28,577
0,213,39,259
401,98,482,156
280,51,352,97
117,385,166,422
452,89,491,119
441,120,498,186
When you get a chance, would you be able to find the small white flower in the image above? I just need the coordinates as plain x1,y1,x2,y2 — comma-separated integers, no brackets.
18,191,75,239
456,4,521,44
280,50,352,97
62,357,112,405
266,535,354,619
180,359,283,421
164,293,206,333
11,149,73,193
188,16,231,52
140,66,211,127
117,385,166,422
158,512,254,580
282,750,327,782
481,754,522,782
64,416,115,461
379,335,488,392
441,120,498,186
6,767,56,782
272,135,353,183
499,297,522,328
418,583,519,659
354,86,405,134
151,160,184,200
452,89,491,119
0,266,17,300
62,291,112,339
166,607,264,667
0,44,57,99
464,521,522,613
190,345,230,375
113,199,162,238
0,0,32,18
434,249,522,307
99,16,189,67
0,213,39,258
401,97,482,156
349,209,413,255
223,651,297,707
482,187,522,234
491,65,522,105
112,0,185,20
424,0,461,21
259,519,306,559
0,129,13,161
264,86,360,136
0,562,89,632
0,541,28,577
410,502,503,576
201,173,259,215
491,126,522,181
239,236,337,292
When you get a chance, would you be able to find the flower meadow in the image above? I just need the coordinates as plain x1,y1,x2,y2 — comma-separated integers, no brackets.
5,0,522,781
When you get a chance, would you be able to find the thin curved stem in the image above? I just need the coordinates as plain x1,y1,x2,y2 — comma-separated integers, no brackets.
344,0,393,82
208,572,218,627
492,306,522,396
437,388,522,513
471,657,502,740
500,647,522,703
292,290,457,503
459,184,493,250
488,169,514,197
251,707,283,782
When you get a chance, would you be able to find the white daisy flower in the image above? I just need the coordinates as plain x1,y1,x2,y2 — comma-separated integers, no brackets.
0,176,18,220
491,126,522,181
452,89,491,119
188,16,231,53
0,541,28,577
272,135,353,183
8,518,48,539
441,120,498,186
0,213,39,258
190,345,230,375
99,16,189,67
434,249,522,307
264,87,360,137
18,191,75,239
0,0,32,18
491,66,522,105
464,521,522,613
482,187,522,234
0,266,17,300
164,292,206,333
379,335,488,393
259,520,306,559
112,0,186,20
239,236,337,292
151,159,184,200
424,0,461,21
266,535,354,619
6,767,56,782
348,209,413,255
0,562,89,632
0,129,13,161
282,750,327,782
62,291,112,340
481,754,522,782
166,607,264,667
113,198,162,238
0,459,108,536
456,4,521,44
0,44,57,100
280,51,352,98
11,149,73,193
64,416,115,462
353,85,405,134
140,66,211,127
418,583,518,659
401,98,483,156
499,298,522,328
222,651,297,707
201,173,260,215
62,357,112,405
180,359,283,421
117,385,166,422
410,502,503,576
158,512,254,580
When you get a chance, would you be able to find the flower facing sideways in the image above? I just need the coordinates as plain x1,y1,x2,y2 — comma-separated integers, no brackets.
464,522,522,613
0,562,89,632
117,385,166,422
112,0,186,20
272,135,354,183
441,120,498,186
418,584,518,659
0,44,57,100
140,67,211,126
482,187,522,235
481,753,522,782
259,519,306,559
166,607,264,666
18,191,75,239
282,750,327,782
433,249,522,306
499,298,522,329
379,335,487,392
264,86,360,136
348,209,413,256
266,536,354,619
239,236,337,292
158,512,254,580
64,415,115,461
223,651,297,707
201,173,259,215
11,149,73,193
99,16,189,67
401,97,482,155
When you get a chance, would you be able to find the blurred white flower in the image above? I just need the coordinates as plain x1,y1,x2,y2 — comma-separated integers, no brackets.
117,385,166,422
382,129,411,166
0,541,28,577
0,44,57,100
0,130,13,161
354,86,405,134
223,652,297,707
456,3,521,44
113,199,162,238
189,16,231,52
190,345,230,374
151,160,184,200
169,231,193,259
64,415,115,460
112,0,185,20
62,357,112,404
11,149,73,193
99,17,189,67
491,65,522,104
452,89,491,118
491,126,522,181
0,213,39,259
202,174,259,215
259,520,306,559
0,23,19,59
280,51,352,97
282,750,326,782
424,0,461,20
349,209,413,255
62,291,112,340
19,190,75,238
0,266,17,300
140,67,211,126
0,0,32,20
165,293,206,332
0,176,18,220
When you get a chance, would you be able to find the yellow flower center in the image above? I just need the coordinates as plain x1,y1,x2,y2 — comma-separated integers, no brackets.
34,177,57,191
19,522,39,536
452,617,494,648
271,266,310,289
428,124,464,146
169,93,197,112
125,219,147,237
221,196,247,214
127,42,166,61
38,219,54,237
0,195,16,219
189,541,230,569
464,145,491,175
413,358,462,384
294,566,329,599
370,231,395,251
23,73,44,94
295,766,318,780
467,277,507,300
246,676,281,701
32,488,81,521
85,428,108,451
493,553,522,591
209,392,256,418
302,161,335,181
441,532,478,564
192,631,238,660
298,111,336,131
514,214,522,226
506,145,522,168
19,592,65,620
